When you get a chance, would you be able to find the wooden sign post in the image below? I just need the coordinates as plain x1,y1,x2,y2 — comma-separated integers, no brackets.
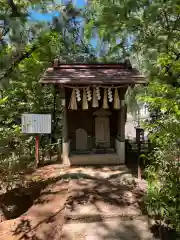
21,114,51,168
35,135,39,168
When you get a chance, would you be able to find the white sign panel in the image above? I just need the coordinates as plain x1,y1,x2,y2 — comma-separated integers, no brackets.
21,114,51,134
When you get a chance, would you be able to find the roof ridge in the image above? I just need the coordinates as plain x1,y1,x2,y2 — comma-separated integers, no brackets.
52,59,132,69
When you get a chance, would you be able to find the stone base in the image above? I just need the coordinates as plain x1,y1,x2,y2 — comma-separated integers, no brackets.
62,141,70,165
92,148,115,154
69,153,123,166
115,139,125,163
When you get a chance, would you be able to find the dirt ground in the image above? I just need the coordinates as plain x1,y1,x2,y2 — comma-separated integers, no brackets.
0,164,153,240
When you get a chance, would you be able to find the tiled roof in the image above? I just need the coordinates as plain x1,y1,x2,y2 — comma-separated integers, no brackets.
40,63,145,85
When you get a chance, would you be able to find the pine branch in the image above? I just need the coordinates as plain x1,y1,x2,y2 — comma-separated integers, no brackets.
0,44,37,81
0,24,70,81
0,4,95,81
162,9,170,32
8,0,21,17
72,18,95,58
0,0,27,42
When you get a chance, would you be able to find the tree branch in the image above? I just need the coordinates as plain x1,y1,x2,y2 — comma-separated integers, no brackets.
0,44,37,81
0,4,95,82
8,0,21,17
163,10,170,32
0,23,70,81
172,15,180,31
0,0,26,42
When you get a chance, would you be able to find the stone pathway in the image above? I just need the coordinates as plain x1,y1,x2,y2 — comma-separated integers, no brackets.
0,165,156,240
61,166,155,240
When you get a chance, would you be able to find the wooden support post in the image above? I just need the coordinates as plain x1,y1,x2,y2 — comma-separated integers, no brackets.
120,101,125,142
136,127,142,180
61,89,70,165
35,135,39,168
52,85,57,141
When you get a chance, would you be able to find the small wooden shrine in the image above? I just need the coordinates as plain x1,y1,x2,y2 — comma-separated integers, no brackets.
40,60,145,165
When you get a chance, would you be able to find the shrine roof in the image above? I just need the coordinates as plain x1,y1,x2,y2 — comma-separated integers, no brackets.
40,61,146,85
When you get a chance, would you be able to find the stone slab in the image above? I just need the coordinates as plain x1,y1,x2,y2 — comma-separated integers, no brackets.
62,217,154,240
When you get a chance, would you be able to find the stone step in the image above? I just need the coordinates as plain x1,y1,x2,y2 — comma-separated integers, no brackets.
62,217,155,240
69,153,123,165
65,212,143,223
65,202,142,221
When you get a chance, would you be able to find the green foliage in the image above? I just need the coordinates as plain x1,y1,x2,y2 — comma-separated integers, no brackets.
86,0,180,72
0,0,180,233
142,56,180,232
85,0,180,233
144,146,180,232
0,2,95,191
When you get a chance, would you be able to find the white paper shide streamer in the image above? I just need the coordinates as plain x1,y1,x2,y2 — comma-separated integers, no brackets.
69,88,78,110
113,88,120,109
92,87,98,108
107,88,113,102
96,87,101,100
82,88,88,110
75,88,81,102
103,88,109,109
86,87,92,102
